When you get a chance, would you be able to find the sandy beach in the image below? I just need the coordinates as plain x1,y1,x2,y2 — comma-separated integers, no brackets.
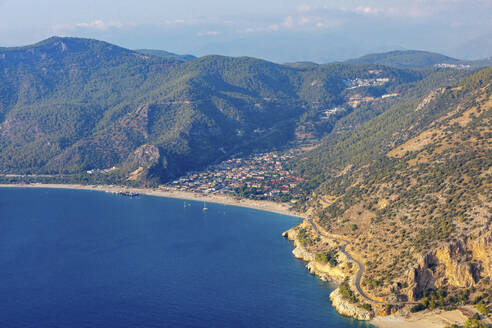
370,308,472,328
0,183,304,219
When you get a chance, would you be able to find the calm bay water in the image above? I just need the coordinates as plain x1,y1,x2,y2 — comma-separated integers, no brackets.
0,188,371,328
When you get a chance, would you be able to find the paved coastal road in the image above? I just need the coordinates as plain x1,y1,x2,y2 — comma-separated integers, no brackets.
307,219,385,304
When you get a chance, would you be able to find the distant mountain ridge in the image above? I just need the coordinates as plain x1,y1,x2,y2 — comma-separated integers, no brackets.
1,36,434,185
135,49,196,62
0,36,485,186
343,49,492,69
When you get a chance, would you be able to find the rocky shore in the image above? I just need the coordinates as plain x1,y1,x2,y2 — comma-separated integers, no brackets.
329,288,374,320
283,222,374,320
283,221,347,283
282,220,486,328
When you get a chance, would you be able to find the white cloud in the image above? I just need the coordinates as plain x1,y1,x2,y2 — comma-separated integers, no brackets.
315,19,343,29
298,16,311,25
283,16,295,28
242,24,280,33
163,19,187,25
354,6,381,15
161,17,211,26
75,20,124,30
334,4,431,19
297,4,312,12
51,19,130,35
196,30,221,36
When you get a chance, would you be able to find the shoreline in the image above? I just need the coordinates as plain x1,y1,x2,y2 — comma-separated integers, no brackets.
1,183,474,328
0,183,304,219
284,221,475,328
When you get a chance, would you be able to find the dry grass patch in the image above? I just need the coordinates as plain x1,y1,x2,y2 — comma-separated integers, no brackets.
387,128,442,158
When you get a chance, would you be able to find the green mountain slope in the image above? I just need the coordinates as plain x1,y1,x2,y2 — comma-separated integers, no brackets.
343,50,461,69
135,49,196,62
343,50,492,69
0,37,431,184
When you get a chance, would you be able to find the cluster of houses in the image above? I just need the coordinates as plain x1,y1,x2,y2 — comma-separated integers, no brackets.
345,77,390,89
434,63,471,69
163,150,303,200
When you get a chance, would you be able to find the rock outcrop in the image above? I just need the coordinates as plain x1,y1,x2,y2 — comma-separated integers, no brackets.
415,88,446,111
125,144,161,169
467,230,492,280
407,230,491,301
330,288,374,321
307,261,345,282
283,226,316,262
283,222,348,281
292,246,315,261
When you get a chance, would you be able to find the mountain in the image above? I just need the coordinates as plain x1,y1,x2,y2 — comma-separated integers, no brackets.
343,50,461,69
293,67,492,311
135,49,196,62
343,50,492,69
0,36,431,185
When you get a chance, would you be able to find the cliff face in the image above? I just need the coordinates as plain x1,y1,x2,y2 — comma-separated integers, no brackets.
284,221,375,321
292,246,315,262
283,223,315,261
407,230,491,301
330,288,374,321
467,231,492,279
283,222,348,283
307,261,346,282
126,144,161,169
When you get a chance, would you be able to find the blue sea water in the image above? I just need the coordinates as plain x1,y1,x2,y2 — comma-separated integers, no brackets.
0,188,371,328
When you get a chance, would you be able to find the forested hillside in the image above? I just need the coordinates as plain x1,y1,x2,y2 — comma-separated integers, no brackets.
135,49,196,62
294,67,492,309
0,36,436,184
344,50,492,69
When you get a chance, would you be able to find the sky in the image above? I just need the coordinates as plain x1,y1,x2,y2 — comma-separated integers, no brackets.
1,0,492,62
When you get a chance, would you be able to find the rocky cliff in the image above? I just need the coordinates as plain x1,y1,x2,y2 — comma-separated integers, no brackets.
407,229,491,301
283,221,348,282
330,288,374,320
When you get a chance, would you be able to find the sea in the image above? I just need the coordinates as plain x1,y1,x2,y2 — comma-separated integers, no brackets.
0,188,372,328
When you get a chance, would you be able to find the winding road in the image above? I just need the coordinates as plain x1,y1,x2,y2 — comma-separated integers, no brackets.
307,219,385,304
308,219,419,306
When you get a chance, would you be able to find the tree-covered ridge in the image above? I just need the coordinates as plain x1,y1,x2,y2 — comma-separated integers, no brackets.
0,36,434,184
343,50,492,69
294,67,492,308
135,49,196,62
343,50,461,69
